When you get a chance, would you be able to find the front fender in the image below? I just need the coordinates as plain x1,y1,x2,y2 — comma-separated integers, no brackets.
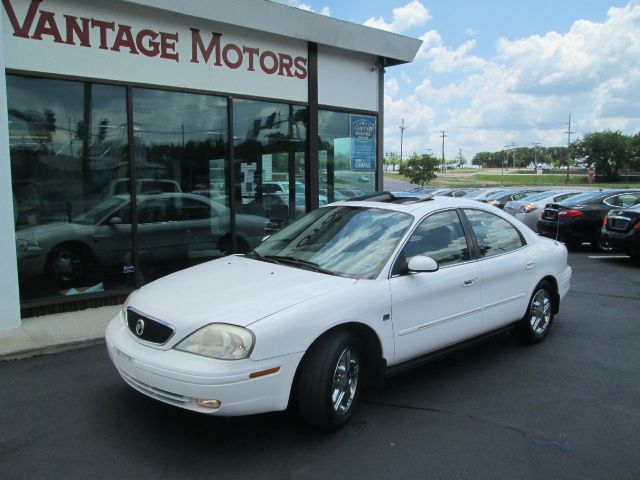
248,279,394,363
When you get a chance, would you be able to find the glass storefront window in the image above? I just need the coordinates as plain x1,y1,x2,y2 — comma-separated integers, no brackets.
8,75,133,302
233,99,308,241
131,89,230,281
318,111,377,203
7,76,379,310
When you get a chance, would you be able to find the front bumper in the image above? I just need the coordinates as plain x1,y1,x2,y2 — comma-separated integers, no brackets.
558,265,572,303
105,314,303,416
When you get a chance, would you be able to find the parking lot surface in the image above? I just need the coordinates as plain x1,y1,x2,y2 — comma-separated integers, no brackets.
1,248,639,480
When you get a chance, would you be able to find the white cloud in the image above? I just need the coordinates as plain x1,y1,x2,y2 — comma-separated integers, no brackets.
281,1,331,16
415,31,486,73
386,1,640,159
385,78,400,97
363,1,431,33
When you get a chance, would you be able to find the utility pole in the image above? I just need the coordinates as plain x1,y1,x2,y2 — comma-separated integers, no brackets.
532,142,540,172
565,114,573,182
440,131,447,173
504,141,516,170
399,118,406,167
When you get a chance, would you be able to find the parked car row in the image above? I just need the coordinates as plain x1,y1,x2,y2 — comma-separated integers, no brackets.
537,189,640,252
407,186,640,258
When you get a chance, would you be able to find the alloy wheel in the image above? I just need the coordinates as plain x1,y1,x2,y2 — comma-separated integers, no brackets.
331,347,359,416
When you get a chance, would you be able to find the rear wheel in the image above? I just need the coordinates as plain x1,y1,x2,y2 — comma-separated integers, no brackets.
296,330,362,430
513,281,555,344
593,231,614,252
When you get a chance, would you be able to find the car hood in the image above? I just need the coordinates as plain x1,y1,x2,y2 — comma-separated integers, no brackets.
15,222,91,240
128,255,357,334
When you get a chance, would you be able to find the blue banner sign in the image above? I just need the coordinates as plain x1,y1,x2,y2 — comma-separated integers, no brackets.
350,115,376,171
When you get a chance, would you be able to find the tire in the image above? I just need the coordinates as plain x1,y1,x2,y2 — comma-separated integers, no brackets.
593,231,614,253
513,281,555,345
296,330,362,431
46,244,87,287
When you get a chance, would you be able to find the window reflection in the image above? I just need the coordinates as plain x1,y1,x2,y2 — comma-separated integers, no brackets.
404,210,470,267
318,111,376,203
464,209,525,257
8,76,133,301
132,88,230,281
233,100,308,238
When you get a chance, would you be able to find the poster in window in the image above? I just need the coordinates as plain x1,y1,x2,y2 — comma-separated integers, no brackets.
350,115,376,171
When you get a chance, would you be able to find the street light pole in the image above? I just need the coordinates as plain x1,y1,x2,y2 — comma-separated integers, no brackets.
440,131,447,173
398,119,406,171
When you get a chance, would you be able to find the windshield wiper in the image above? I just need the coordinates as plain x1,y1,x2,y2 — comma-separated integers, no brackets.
263,255,340,276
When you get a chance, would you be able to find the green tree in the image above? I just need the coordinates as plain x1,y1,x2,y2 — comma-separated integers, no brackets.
384,152,401,171
455,150,468,169
573,131,629,180
399,152,439,187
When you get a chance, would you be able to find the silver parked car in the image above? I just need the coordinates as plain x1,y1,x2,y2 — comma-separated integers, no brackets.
504,190,583,231
15,193,269,286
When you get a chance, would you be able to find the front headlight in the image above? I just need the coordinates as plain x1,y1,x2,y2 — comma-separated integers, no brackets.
175,324,254,360
15,238,41,252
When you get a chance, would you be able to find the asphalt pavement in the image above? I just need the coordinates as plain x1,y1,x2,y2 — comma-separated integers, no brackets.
1,247,639,480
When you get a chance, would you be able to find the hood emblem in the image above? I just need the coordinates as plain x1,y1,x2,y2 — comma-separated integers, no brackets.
135,319,145,336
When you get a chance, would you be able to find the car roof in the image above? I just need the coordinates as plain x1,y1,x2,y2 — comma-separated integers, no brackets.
333,192,488,214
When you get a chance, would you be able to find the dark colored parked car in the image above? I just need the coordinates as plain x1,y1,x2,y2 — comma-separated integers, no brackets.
601,205,640,260
481,189,545,210
537,190,640,251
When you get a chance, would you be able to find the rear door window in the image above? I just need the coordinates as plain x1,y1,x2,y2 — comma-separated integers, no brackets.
464,209,525,258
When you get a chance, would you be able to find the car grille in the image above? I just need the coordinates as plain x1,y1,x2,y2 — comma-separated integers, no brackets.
126,308,175,345
504,207,516,215
119,371,192,409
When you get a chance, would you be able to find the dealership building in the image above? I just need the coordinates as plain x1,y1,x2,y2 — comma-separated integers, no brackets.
0,0,421,331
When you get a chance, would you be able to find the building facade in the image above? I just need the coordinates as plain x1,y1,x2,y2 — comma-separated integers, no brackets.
1,0,420,331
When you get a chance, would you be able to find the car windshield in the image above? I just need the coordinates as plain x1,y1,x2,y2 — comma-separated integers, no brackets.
486,190,514,200
558,191,606,206
74,197,129,225
249,206,413,279
520,191,560,202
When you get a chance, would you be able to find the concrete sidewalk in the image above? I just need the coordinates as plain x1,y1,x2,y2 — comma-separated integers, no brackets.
0,305,121,362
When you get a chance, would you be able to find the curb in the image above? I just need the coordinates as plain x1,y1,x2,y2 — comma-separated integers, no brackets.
0,338,106,363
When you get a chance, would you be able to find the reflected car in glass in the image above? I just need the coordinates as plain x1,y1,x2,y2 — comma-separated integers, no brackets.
14,193,269,286
601,205,640,260
106,195,572,430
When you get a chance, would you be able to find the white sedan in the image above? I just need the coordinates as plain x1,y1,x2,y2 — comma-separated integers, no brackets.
106,193,572,430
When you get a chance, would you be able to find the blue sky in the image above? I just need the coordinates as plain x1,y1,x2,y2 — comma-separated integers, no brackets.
278,0,639,160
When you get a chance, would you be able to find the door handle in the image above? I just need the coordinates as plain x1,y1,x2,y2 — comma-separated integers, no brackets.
463,276,478,287
525,262,535,270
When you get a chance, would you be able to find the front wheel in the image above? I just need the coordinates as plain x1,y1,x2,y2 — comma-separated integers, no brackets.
296,330,362,430
46,245,87,287
513,281,555,344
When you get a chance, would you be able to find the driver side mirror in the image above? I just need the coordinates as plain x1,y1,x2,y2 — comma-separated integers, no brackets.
109,216,123,225
407,255,439,273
